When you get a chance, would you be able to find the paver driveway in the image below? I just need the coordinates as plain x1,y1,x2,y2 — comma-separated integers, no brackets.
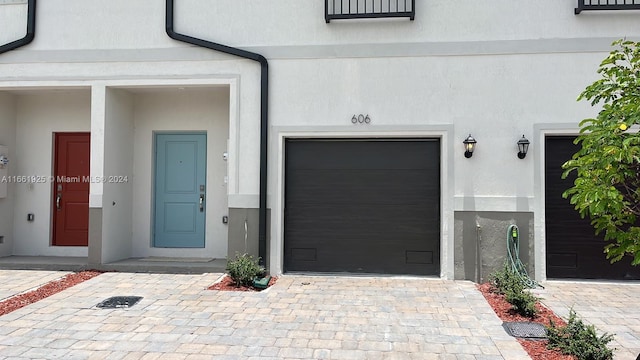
539,281,640,360
0,272,530,359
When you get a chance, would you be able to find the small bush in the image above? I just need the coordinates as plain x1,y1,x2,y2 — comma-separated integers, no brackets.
488,262,538,318
546,309,615,360
489,262,523,295
226,253,265,287
505,288,538,318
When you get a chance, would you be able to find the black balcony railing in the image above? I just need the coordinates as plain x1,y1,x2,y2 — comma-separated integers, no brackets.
325,0,415,23
575,0,640,14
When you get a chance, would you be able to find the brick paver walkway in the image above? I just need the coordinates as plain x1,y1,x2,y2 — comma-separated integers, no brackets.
0,272,530,359
539,281,640,360
0,270,71,301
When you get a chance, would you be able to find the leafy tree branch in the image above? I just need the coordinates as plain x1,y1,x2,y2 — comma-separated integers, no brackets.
562,39,640,265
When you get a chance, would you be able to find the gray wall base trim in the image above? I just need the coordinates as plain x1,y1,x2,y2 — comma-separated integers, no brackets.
228,208,270,267
88,208,102,267
454,211,534,283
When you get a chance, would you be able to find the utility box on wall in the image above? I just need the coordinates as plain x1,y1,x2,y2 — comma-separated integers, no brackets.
0,145,7,198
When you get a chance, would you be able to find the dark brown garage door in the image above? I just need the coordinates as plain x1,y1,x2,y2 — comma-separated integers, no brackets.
284,139,440,275
545,136,640,280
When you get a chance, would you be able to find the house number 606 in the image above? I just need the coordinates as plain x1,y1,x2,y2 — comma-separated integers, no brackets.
351,114,371,124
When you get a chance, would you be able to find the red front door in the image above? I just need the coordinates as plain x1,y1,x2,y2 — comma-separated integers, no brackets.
52,133,90,246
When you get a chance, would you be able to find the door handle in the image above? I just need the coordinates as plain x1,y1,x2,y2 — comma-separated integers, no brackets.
199,194,205,212
56,193,62,210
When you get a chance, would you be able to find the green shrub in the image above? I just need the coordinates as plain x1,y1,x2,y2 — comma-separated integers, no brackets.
546,309,615,360
504,288,538,318
488,262,538,318
489,262,524,295
226,253,265,287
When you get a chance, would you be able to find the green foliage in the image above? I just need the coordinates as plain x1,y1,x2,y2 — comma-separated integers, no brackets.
562,39,640,265
226,253,265,287
489,262,523,295
546,309,615,360
504,288,538,318
488,262,538,318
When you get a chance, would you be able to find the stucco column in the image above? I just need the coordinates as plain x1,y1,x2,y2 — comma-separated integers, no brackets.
88,85,106,266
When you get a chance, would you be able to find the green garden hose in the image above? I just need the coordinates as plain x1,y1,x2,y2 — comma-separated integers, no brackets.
507,224,542,289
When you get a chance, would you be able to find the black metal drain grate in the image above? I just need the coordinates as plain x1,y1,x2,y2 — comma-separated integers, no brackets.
96,296,143,309
503,321,547,339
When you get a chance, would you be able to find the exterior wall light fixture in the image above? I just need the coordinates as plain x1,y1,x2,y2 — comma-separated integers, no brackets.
517,135,530,159
463,134,476,158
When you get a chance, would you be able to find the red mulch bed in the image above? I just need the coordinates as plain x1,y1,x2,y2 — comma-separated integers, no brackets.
0,270,102,316
207,274,277,291
477,282,574,360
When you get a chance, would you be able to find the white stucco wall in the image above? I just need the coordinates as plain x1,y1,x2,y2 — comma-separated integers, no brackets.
0,0,636,52
269,51,604,209
0,0,637,276
102,88,134,263
130,87,230,259
173,0,638,46
0,0,633,209
0,1,26,47
12,90,91,257
0,92,16,257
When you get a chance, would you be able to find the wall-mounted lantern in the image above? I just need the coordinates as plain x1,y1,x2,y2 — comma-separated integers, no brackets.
517,135,530,159
463,134,476,158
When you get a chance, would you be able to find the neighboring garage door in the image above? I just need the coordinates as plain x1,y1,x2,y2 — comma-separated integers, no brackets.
545,136,640,280
284,139,440,275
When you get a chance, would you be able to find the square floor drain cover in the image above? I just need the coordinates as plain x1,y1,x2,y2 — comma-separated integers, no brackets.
96,296,143,309
503,321,547,339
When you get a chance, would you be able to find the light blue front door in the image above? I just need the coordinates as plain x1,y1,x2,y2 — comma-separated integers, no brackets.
154,133,207,248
